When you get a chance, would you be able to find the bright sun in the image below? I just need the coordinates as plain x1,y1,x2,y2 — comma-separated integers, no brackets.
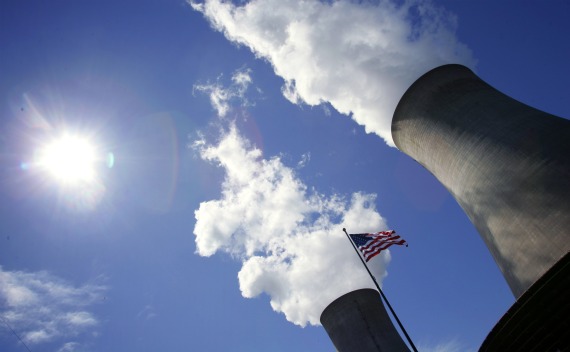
36,134,98,185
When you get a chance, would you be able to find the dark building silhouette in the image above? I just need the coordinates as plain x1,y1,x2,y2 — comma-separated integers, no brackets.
321,289,410,352
391,64,570,351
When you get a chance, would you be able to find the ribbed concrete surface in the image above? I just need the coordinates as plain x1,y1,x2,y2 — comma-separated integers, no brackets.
392,64,570,298
320,289,410,352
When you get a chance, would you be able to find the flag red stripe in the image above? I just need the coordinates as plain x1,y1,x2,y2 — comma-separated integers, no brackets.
363,242,400,261
360,235,403,251
361,241,403,257
360,235,405,253
361,238,406,254
350,230,406,262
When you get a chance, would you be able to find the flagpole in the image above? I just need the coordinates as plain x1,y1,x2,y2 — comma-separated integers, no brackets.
343,228,418,352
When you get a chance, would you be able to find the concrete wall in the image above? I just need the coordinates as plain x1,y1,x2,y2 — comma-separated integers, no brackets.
391,64,570,298
320,289,410,352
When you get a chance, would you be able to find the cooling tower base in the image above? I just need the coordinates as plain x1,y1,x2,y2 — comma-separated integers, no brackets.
480,251,570,351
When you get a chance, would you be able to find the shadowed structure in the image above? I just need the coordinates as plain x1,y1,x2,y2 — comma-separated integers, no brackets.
320,288,410,352
391,64,570,351
392,64,570,298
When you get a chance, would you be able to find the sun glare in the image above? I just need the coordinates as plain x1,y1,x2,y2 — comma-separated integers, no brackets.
36,134,98,185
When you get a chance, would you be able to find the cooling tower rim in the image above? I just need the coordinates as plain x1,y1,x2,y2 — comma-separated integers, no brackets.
391,64,476,150
320,288,411,352
319,288,379,322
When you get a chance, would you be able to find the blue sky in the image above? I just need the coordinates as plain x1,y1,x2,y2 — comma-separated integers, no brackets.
1,1,568,351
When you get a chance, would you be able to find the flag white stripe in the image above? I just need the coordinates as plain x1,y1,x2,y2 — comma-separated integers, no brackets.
361,237,405,254
360,235,403,252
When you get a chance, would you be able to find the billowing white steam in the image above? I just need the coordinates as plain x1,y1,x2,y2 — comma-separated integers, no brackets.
191,0,474,326
193,125,391,326
189,0,475,146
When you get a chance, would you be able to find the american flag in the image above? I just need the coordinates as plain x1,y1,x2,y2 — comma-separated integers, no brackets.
349,231,407,262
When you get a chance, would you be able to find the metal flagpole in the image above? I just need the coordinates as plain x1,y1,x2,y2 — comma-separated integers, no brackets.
342,228,418,352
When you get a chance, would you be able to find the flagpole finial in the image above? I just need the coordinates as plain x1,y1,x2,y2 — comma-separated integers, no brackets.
342,228,346,231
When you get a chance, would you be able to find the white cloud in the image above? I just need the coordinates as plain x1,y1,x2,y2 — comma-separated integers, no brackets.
136,305,158,321
190,0,475,146
193,66,254,117
57,342,81,352
0,267,106,348
419,339,475,352
64,311,98,327
193,125,392,326
25,329,52,344
297,152,311,169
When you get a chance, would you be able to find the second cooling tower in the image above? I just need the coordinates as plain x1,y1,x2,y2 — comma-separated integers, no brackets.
321,288,410,352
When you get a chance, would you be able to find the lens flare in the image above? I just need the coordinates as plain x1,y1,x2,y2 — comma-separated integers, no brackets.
106,152,115,169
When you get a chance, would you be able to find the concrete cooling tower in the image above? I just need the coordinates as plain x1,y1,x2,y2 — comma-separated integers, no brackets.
320,289,410,352
391,64,570,351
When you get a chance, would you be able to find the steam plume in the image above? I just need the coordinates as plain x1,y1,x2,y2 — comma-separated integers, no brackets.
189,0,475,146
193,124,390,326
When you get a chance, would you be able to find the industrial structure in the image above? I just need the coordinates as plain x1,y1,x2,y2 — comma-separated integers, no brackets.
321,289,410,352
391,64,570,350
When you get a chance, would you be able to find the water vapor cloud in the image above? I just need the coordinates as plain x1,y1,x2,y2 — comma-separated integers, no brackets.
190,0,475,146
193,67,255,118
190,41,395,326
193,124,391,326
